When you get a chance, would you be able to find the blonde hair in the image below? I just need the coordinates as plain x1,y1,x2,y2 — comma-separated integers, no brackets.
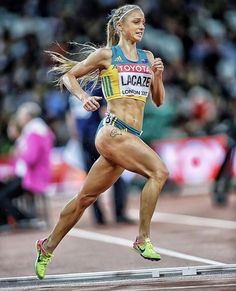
46,42,98,91
47,4,142,92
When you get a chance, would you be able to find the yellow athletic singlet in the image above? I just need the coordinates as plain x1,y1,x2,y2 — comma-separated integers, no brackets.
100,45,152,103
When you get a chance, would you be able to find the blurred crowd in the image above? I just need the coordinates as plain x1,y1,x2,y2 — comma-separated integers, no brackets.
0,0,236,151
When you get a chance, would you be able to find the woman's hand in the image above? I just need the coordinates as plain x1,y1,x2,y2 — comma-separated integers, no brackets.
152,58,164,77
83,96,102,111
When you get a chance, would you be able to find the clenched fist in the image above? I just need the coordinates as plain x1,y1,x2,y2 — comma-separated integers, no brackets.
151,58,164,77
83,96,102,112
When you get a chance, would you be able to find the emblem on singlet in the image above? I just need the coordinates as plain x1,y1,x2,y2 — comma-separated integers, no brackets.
114,56,123,62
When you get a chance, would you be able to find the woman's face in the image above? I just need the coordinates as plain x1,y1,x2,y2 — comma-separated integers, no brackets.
118,9,145,43
7,122,21,141
17,108,31,128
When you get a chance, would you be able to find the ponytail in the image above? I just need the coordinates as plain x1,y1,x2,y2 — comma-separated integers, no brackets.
106,18,119,48
47,5,142,92
46,42,99,92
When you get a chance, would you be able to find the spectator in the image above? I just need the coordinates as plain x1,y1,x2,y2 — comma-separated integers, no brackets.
0,102,54,227
0,0,235,193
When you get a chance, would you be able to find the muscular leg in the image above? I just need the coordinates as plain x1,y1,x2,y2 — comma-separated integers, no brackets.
96,128,169,240
82,138,105,224
138,168,166,239
44,156,124,253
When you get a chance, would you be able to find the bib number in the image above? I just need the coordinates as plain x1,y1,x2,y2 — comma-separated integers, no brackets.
117,64,152,98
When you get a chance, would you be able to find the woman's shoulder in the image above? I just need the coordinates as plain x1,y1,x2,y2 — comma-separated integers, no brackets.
93,47,112,69
87,47,112,68
95,47,112,60
141,49,154,63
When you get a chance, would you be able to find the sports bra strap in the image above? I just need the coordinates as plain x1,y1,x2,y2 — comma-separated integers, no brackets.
111,45,120,59
111,45,150,65
137,49,150,65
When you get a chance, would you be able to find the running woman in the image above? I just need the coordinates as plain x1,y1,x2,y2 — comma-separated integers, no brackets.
35,4,168,279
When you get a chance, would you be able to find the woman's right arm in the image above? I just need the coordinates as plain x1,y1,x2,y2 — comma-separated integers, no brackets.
62,48,111,111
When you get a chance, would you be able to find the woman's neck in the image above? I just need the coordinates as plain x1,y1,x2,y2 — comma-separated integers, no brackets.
118,39,138,61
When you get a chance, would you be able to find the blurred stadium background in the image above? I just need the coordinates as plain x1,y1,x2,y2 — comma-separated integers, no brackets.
0,0,235,190
0,1,236,288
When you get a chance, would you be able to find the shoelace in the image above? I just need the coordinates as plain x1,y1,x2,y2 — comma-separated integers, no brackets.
144,239,156,253
39,252,53,265
135,238,154,249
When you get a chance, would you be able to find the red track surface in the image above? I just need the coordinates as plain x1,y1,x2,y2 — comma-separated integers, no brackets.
0,189,236,290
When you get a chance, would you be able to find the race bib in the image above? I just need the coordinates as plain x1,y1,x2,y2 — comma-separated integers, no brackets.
117,64,152,98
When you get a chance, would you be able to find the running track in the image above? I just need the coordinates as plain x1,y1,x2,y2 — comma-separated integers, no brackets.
0,188,235,290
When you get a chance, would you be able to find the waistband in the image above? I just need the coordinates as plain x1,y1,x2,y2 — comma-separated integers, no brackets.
103,113,143,137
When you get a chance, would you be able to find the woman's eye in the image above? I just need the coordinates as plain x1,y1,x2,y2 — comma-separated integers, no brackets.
133,20,145,25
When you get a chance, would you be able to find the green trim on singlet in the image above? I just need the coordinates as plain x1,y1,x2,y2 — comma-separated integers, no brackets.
103,76,113,96
101,78,108,96
96,114,143,138
106,76,113,96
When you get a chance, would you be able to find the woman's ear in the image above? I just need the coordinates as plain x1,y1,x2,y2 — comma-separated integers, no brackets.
116,21,122,34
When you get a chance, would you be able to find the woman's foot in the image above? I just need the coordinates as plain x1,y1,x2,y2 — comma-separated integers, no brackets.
35,239,53,279
133,237,161,261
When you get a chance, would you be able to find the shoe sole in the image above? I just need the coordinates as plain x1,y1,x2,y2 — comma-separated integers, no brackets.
133,247,161,261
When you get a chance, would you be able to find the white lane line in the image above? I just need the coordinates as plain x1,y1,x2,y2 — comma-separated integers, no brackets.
68,228,225,265
129,209,236,230
135,284,236,290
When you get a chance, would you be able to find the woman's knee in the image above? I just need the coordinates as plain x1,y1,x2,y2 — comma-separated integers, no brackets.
59,194,96,221
151,164,169,183
77,193,97,210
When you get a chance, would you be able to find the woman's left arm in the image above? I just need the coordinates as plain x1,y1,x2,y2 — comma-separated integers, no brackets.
146,51,165,107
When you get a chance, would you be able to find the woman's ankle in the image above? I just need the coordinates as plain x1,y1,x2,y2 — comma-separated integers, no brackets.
43,238,54,254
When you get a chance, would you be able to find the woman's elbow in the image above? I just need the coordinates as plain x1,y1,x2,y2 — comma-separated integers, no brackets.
155,101,163,107
153,95,164,107
156,101,163,107
61,72,74,89
62,73,70,84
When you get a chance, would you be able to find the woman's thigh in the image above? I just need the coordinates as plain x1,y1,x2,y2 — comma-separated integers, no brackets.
96,127,167,179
